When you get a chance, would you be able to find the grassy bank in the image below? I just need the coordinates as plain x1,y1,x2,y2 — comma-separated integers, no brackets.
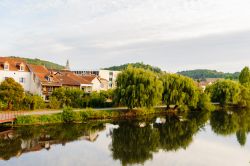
14,108,167,125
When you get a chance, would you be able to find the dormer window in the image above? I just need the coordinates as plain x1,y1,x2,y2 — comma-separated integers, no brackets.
4,63,9,70
46,76,53,82
20,65,24,71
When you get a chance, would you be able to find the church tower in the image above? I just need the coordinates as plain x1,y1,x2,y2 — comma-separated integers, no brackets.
65,59,70,71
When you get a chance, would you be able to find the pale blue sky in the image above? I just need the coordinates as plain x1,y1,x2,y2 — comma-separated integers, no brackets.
0,0,250,72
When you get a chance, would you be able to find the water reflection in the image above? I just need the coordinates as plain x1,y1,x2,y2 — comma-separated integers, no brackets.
210,109,250,146
0,109,249,165
110,111,210,165
0,123,105,160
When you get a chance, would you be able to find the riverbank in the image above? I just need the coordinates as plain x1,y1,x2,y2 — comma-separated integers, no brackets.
13,107,169,125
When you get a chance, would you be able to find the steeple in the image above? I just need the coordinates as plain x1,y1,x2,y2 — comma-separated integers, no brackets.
65,59,70,71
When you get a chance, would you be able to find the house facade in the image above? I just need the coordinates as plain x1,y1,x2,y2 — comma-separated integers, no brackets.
0,57,32,92
0,57,115,101
73,69,121,89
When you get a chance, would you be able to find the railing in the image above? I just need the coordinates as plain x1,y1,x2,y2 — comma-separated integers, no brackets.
0,111,23,123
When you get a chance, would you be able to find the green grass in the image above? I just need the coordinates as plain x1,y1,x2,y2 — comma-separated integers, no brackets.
14,108,166,125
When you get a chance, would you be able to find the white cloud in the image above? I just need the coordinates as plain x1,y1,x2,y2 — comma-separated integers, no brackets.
0,0,250,71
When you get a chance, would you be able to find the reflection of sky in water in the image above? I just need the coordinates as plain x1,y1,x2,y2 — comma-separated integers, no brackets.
0,124,249,166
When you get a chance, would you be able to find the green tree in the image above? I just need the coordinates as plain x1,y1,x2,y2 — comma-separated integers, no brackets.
115,66,163,110
206,80,241,106
239,66,250,86
0,78,24,110
160,73,199,109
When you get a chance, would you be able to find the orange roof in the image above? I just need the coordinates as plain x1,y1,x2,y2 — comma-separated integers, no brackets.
0,57,29,72
54,71,92,86
81,75,99,83
28,64,61,86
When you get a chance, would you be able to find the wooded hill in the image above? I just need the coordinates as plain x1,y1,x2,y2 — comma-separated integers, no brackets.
103,62,162,73
9,56,64,70
178,69,240,80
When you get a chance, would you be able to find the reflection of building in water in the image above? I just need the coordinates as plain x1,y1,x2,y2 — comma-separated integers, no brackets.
0,129,101,160
78,131,99,142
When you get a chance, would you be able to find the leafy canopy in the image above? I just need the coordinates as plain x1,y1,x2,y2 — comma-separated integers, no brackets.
115,66,163,109
0,78,24,109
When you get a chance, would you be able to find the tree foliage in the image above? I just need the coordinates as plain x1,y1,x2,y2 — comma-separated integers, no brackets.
178,69,239,80
104,62,162,73
160,73,199,109
239,66,250,86
206,80,241,106
115,66,163,109
0,78,24,110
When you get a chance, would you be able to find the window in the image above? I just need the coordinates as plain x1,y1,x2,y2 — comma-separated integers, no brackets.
109,78,113,81
20,65,24,71
48,87,53,92
19,77,25,83
4,64,9,70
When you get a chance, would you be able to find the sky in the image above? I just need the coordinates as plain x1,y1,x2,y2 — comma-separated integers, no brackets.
0,0,250,72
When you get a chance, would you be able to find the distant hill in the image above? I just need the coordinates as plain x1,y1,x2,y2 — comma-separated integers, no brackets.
178,69,240,80
9,56,65,70
103,62,162,73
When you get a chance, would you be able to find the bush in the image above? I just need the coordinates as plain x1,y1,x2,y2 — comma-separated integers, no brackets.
49,96,61,109
62,107,75,123
22,94,45,110
197,93,215,111
0,101,7,111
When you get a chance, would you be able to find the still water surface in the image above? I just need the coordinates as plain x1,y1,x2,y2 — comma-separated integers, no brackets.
0,110,249,166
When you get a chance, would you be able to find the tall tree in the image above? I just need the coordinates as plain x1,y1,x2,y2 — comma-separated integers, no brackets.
0,78,24,110
160,73,199,109
206,80,241,106
239,66,250,86
115,66,163,109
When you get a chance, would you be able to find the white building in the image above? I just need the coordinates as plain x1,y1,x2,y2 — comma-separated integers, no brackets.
73,69,121,89
0,57,32,92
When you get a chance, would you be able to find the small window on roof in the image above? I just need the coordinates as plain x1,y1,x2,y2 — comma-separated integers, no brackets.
20,65,24,71
4,64,9,70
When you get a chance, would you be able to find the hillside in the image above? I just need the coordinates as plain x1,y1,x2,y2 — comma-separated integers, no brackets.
103,62,162,73
178,69,240,80
9,56,64,70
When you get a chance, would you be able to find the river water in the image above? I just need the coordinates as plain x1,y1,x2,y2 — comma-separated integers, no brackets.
0,110,249,166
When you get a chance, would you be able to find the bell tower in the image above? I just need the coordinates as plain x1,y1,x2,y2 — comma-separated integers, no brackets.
65,59,70,71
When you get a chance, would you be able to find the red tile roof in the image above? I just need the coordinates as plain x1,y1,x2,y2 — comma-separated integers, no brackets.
54,71,92,86
28,64,61,86
0,57,29,72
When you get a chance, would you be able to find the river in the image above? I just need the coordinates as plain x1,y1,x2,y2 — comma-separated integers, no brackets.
0,109,249,166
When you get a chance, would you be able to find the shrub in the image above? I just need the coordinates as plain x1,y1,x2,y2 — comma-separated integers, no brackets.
62,107,75,123
22,94,45,110
49,96,61,109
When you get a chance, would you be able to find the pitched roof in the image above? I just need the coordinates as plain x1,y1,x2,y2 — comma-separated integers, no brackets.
81,75,100,83
28,64,61,86
0,57,29,72
54,71,92,86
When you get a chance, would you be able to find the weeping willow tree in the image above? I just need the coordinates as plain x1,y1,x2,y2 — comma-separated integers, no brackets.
206,80,241,106
160,73,200,110
115,66,163,109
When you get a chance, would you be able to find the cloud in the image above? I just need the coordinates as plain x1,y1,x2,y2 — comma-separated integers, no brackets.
0,0,250,72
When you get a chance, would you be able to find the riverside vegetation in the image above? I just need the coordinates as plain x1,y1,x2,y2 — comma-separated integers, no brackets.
1,65,250,125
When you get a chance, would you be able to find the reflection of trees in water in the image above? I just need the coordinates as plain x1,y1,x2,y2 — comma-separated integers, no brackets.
111,121,159,165
111,111,210,166
0,122,105,160
210,109,250,146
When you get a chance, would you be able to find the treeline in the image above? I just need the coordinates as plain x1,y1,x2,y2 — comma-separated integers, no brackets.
114,66,213,111
178,69,240,80
115,66,250,110
0,78,114,111
1,66,250,112
103,62,162,73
